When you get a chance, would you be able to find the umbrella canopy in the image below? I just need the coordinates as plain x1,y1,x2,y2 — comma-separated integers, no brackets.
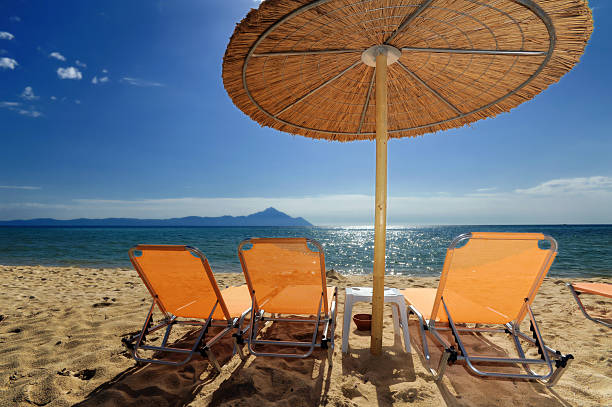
222,0,592,355
223,0,592,140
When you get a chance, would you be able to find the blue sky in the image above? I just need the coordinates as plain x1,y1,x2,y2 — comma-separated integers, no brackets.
0,0,611,225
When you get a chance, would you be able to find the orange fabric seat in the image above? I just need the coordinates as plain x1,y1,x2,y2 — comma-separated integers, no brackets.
239,238,333,316
571,282,612,299
402,288,520,324
402,232,557,324
214,285,252,319
238,237,338,360
259,286,336,315
401,288,437,320
130,245,251,322
568,282,611,328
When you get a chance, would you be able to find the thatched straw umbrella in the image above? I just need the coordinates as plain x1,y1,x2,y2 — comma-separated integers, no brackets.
222,0,592,355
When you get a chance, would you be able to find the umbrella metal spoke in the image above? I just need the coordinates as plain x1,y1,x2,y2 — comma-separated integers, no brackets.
357,67,376,134
275,60,361,117
402,47,548,56
252,49,364,57
397,61,462,115
384,0,434,45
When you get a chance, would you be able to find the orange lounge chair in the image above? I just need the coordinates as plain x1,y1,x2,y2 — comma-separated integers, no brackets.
238,238,338,363
402,232,573,387
567,282,612,328
122,245,252,370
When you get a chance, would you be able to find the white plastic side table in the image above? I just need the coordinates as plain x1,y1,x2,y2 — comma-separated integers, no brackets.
342,286,410,353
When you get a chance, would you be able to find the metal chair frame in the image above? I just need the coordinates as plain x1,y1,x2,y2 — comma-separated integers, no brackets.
407,233,573,387
409,299,573,387
246,287,338,363
239,238,338,364
122,245,250,371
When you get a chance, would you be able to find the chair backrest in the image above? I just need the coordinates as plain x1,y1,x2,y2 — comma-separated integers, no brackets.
430,232,557,324
129,245,231,321
238,238,328,315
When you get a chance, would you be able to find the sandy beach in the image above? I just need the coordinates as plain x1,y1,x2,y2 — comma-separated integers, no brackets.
0,264,610,406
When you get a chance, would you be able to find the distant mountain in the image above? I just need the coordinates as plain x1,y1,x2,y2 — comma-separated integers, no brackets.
0,207,313,227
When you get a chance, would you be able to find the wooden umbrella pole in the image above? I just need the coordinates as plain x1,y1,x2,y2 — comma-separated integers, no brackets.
370,51,388,355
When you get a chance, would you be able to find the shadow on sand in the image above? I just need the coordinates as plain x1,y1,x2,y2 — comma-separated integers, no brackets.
76,320,334,407
341,332,418,405
75,311,577,406
207,319,333,406
406,320,575,407
74,326,237,407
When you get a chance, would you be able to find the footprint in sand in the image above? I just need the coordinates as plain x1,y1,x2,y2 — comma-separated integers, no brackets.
75,368,96,380
392,387,433,403
25,376,59,405
340,377,372,401
57,368,70,376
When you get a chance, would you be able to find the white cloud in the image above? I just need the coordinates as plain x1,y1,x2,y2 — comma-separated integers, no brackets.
20,86,39,101
92,76,109,84
57,66,82,80
0,101,42,118
515,176,612,195
75,100,81,104
121,76,164,87
10,16,21,22
17,108,42,118
75,60,87,68
0,57,18,70
49,52,66,61
0,101,20,108
0,32,15,40
476,187,497,193
102,69,108,73
50,96,57,100
0,185,40,190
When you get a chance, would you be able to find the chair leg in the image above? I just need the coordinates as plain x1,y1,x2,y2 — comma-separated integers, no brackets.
342,293,353,353
202,348,222,372
327,288,338,366
397,302,411,353
391,303,401,340
567,283,612,328
231,308,252,359
545,356,574,387
409,306,431,364
234,336,246,360
433,349,451,382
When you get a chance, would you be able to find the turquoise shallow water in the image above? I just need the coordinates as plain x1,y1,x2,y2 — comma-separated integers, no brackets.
0,225,610,277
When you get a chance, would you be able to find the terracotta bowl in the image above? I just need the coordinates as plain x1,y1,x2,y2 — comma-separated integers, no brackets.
353,313,372,331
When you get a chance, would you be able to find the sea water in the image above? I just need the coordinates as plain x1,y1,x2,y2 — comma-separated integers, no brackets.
0,225,610,277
